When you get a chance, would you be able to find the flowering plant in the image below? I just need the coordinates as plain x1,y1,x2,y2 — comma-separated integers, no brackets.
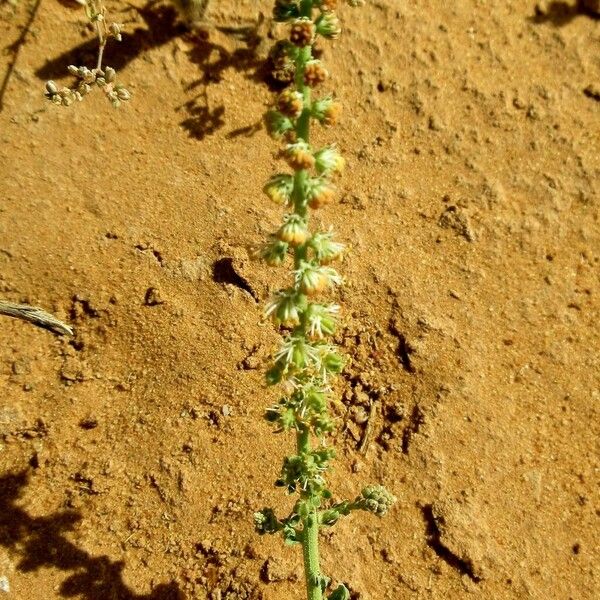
255,1,395,598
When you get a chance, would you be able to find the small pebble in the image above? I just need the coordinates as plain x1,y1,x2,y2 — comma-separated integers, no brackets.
0,576,9,593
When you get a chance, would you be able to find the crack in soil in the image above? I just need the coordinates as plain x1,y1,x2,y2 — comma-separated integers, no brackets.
421,504,482,583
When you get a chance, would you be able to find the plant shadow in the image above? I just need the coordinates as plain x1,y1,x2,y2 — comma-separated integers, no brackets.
528,0,599,26
0,469,184,600
177,22,271,141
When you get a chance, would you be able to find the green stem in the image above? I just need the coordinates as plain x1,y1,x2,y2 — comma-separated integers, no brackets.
297,428,323,600
291,3,323,598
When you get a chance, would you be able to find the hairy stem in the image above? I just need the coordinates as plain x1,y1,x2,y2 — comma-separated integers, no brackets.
297,428,322,600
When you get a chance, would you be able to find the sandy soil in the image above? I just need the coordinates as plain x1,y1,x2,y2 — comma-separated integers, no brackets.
1,0,599,598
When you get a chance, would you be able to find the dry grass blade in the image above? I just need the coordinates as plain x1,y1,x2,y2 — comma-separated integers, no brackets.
0,300,73,336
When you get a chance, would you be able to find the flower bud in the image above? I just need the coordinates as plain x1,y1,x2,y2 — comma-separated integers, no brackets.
304,387,327,413
265,289,307,328
45,80,58,95
358,485,396,517
311,414,334,436
280,407,297,430
315,11,341,39
285,141,315,170
277,214,309,246
265,110,294,139
295,262,342,296
96,77,107,88
312,97,341,126
277,88,304,118
321,351,344,375
306,303,339,338
254,508,280,535
314,146,344,176
266,360,286,385
67,65,79,77
261,237,289,266
290,17,315,47
309,230,345,264
303,60,328,87
307,178,336,209
263,174,294,205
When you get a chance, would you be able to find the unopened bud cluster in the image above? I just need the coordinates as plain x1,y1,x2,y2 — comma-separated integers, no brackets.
44,1,130,108
256,1,395,599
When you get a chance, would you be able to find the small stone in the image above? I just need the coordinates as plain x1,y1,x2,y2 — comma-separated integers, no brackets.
0,576,9,593
438,205,476,242
144,287,164,306
12,360,30,375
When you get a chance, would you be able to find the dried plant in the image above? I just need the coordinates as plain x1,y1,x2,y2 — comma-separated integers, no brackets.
44,0,130,108
0,300,72,336
254,1,395,598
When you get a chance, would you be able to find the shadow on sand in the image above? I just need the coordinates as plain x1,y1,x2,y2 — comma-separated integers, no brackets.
0,469,184,599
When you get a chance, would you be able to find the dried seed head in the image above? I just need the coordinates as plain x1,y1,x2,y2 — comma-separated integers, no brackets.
290,17,315,47
303,60,328,87
109,22,123,41
105,67,116,83
115,86,131,101
78,82,92,96
315,11,342,39
277,88,304,118
285,141,315,170
81,68,95,84
45,80,58,95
